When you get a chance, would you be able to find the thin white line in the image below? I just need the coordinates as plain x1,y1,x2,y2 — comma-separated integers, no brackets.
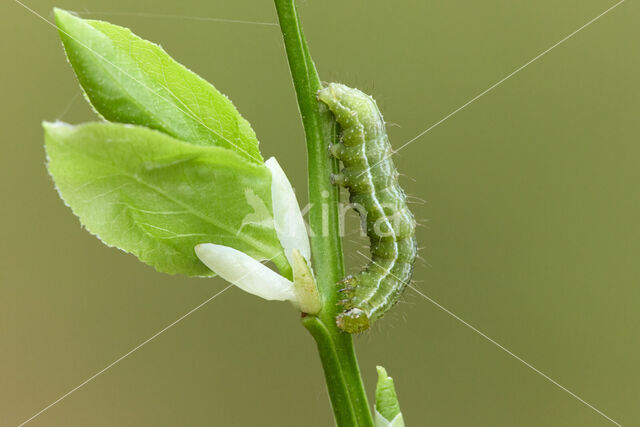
11,0,263,164
407,284,622,426
17,285,233,427
360,0,625,178
55,91,81,120
356,251,623,426
400,0,624,149
74,11,278,27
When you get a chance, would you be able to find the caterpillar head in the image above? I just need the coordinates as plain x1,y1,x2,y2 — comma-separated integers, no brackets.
337,308,370,334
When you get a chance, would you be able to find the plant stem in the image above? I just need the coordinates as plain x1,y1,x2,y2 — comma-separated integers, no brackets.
274,1,374,426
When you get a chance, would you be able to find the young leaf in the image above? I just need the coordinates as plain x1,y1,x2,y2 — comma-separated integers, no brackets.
53,8,262,164
375,366,405,427
44,121,288,276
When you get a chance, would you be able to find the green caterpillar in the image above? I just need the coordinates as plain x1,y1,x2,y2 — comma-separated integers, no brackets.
318,83,417,334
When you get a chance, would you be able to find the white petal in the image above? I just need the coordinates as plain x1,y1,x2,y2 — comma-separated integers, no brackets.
195,244,296,302
265,157,311,265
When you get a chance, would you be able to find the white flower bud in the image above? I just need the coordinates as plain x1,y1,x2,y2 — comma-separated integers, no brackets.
194,158,320,313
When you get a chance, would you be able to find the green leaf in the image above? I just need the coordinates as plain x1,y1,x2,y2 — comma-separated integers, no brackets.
53,8,263,164
44,121,288,276
375,366,405,427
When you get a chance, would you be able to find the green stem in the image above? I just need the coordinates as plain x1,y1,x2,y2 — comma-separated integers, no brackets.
274,1,374,426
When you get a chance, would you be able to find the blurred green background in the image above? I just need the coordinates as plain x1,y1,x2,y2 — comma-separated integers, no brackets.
1,0,638,425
